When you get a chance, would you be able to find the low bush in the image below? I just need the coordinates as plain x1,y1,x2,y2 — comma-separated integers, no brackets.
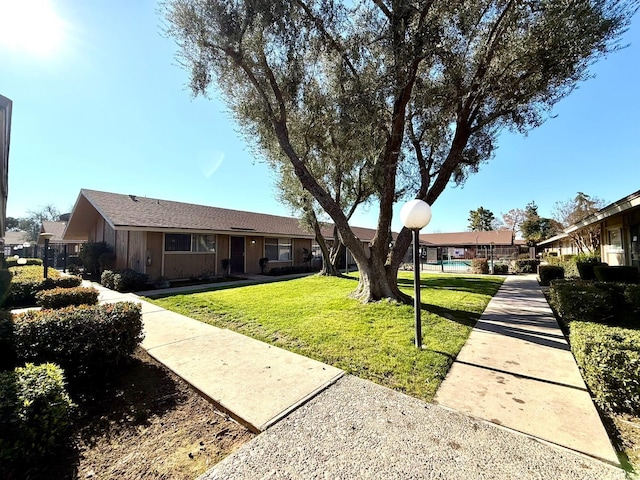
513,259,540,274
0,269,11,307
9,264,61,280
548,279,618,324
5,273,82,308
624,284,640,315
79,241,112,277
470,258,489,274
101,269,149,292
4,257,43,268
267,265,317,276
570,321,640,415
539,265,564,286
575,254,605,280
66,255,82,274
0,363,74,473
492,263,509,275
12,302,144,379
35,286,99,309
593,265,640,284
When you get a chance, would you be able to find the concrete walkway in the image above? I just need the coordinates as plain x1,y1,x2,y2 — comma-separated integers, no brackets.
90,281,344,432
84,274,625,478
434,274,619,465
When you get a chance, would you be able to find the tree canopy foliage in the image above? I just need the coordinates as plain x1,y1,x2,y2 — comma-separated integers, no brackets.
164,0,635,301
553,192,606,253
468,206,497,231
521,201,561,245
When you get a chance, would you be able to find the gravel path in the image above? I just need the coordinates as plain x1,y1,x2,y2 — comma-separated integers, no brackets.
199,376,625,480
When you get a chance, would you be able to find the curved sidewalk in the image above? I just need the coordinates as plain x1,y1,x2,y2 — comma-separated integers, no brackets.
434,274,618,464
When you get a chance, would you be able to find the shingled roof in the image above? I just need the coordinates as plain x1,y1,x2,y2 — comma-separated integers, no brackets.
64,189,315,240
420,230,514,246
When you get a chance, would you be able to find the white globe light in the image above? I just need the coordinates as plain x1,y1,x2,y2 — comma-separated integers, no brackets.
400,199,432,230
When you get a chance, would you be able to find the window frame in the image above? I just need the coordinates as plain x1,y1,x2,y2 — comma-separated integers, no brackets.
164,233,217,254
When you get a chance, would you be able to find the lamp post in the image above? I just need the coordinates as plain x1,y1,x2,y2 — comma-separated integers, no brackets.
490,241,495,274
400,199,432,348
40,233,54,279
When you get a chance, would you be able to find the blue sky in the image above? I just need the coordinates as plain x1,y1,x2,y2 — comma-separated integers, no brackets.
1,0,638,234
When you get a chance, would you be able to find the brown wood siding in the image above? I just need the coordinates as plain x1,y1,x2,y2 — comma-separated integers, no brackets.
115,231,128,269
128,231,145,272
104,223,116,247
245,236,264,274
146,232,163,280
95,219,104,242
217,235,229,274
164,254,216,280
293,238,312,266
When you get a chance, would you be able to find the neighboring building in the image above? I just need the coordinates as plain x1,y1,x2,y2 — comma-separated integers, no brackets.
539,190,640,269
63,189,315,280
537,233,577,258
0,94,12,238
38,221,84,268
1,230,33,258
419,230,521,261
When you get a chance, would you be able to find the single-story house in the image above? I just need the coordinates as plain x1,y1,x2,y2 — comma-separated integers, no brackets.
538,189,640,269
419,230,522,261
1,230,33,258
63,189,315,280
38,221,84,269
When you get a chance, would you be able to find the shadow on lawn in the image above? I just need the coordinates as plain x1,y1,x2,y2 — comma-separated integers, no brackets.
20,349,184,480
397,276,502,297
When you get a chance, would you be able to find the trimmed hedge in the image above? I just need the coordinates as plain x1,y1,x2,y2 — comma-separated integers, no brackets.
493,263,509,275
5,275,83,308
513,259,540,274
35,286,99,309
101,268,149,292
625,284,640,315
0,363,74,472
4,258,43,268
539,265,564,286
0,310,14,371
9,264,61,280
593,265,640,284
470,258,489,274
570,321,640,415
548,279,618,324
12,302,144,379
0,269,11,307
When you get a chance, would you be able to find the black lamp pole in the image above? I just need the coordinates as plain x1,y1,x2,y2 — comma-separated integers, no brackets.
43,237,51,279
413,229,422,348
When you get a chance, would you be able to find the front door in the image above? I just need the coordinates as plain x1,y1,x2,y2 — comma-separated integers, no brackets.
230,236,245,274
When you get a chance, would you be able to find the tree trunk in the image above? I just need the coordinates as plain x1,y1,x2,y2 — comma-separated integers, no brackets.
350,253,411,303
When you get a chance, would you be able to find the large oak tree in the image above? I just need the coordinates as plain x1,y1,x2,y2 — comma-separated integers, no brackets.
164,0,634,302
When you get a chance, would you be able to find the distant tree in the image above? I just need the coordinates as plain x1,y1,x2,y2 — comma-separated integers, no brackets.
164,0,634,302
468,207,496,231
521,202,561,246
5,217,20,231
553,192,606,253
501,208,526,239
19,205,61,242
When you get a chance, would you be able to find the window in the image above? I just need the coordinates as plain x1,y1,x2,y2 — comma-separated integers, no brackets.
165,234,191,252
192,234,216,253
165,234,216,253
265,237,292,261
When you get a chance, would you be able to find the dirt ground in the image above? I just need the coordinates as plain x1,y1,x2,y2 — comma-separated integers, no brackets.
37,348,254,480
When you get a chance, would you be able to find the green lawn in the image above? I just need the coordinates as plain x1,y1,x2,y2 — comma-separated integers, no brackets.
147,273,503,402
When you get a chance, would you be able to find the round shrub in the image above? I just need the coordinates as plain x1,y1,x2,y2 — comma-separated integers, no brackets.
0,363,74,474
12,302,144,380
35,286,99,309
